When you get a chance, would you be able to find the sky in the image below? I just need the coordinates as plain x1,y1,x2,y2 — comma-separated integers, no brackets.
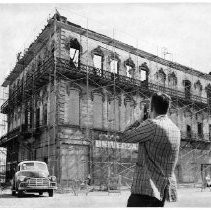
1,3,211,84
0,2,211,133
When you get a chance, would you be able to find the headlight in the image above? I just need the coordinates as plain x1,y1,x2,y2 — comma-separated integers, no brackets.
50,176,56,182
24,177,30,182
18,176,26,182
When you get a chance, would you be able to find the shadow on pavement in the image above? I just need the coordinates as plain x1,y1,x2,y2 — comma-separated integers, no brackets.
0,193,47,198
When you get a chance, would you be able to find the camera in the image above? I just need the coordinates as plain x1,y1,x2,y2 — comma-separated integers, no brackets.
142,99,150,121
143,104,149,121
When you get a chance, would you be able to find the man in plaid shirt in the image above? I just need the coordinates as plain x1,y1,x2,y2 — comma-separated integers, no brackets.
121,92,180,207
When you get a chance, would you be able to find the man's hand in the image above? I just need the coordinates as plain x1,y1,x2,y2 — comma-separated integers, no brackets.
124,103,146,132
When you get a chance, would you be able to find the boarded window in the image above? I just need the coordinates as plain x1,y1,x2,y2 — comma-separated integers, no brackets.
125,101,133,126
93,94,103,129
65,89,80,125
108,99,120,130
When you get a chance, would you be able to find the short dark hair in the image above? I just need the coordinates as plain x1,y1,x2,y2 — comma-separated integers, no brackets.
150,92,171,115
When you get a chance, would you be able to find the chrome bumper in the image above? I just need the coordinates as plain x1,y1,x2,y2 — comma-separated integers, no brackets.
18,178,57,190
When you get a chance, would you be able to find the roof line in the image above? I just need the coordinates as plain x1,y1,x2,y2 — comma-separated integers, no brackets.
3,11,211,87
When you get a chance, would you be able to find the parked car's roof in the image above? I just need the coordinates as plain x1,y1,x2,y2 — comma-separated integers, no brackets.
18,161,47,166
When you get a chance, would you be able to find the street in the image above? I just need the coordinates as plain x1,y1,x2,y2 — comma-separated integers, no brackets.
0,186,211,208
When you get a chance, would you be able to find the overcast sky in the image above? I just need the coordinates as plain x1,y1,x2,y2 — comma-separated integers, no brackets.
1,3,211,85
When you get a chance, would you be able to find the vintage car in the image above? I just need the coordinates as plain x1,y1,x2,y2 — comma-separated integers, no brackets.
12,161,57,197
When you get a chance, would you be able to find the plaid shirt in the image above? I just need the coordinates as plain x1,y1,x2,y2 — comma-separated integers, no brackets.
121,115,180,202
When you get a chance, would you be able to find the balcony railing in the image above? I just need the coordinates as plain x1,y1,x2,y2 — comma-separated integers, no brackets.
57,58,208,104
1,56,209,114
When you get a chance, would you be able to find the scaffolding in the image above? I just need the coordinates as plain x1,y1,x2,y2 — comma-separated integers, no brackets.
0,8,211,193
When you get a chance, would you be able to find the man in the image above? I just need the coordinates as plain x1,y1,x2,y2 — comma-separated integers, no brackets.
121,92,180,207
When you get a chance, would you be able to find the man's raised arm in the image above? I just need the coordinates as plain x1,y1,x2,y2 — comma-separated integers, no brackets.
121,119,156,143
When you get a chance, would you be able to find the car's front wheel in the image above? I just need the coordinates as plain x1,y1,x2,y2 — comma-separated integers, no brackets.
48,189,53,197
17,190,23,197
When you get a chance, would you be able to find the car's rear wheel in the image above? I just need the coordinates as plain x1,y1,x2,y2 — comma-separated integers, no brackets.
39,191,43,196
17,190,23,197
48,189,53,197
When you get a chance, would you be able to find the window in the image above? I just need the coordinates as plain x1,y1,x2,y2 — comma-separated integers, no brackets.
91,46,104,71
93,93,103,129
140,70,147,81
139,62,149,82
43,103,47,125
64,86,80,126
187,125,191,138
108,98,120,130
156,68,166,86
194,80,202,97
25,102,33,129
207,84,211,106
184,80,191,100
168,72,177,87
126,65,133,78
64,37,81,68
70,47,79,67
36,107,40,128
209,124,211,140
125,58,135,78
198,123,203,138
110,59,118,74
93,54,102,69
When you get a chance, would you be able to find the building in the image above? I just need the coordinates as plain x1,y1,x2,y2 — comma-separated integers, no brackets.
0,147,6,183
0,11,211,186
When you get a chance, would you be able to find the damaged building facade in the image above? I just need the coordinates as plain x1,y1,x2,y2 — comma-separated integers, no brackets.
0,12,211,186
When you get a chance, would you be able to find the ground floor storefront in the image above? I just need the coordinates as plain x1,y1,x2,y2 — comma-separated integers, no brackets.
2,127,211,187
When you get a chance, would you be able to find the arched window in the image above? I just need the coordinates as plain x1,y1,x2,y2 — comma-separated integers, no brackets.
109,52,120,74
139,62,149,82
124,57,135,78
194,80,202,97
168,72,177,87
64,82,81,126
92,90,104,129
108,95,120,131
64,37,81,68
91,46,104,70
155,68,166,86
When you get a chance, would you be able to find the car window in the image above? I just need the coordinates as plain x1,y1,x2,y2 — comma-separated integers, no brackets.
17,170,49,177
21,162,34,170
35,163,48,172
